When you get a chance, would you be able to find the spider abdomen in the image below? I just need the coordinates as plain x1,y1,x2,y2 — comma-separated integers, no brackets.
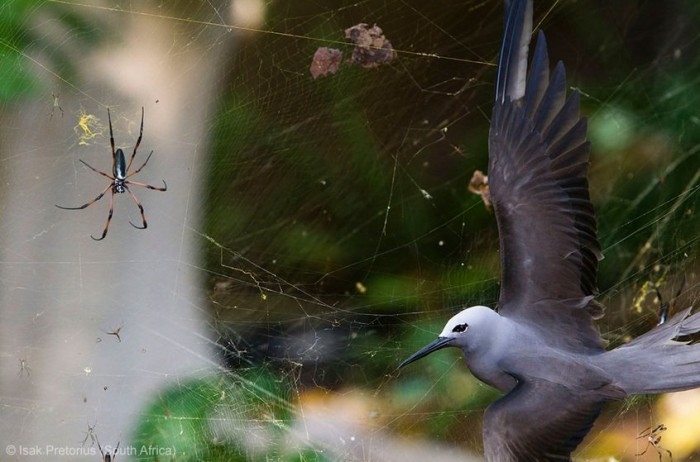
114,148,127,180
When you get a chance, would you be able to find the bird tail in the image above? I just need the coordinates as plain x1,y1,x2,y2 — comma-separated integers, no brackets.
602,307,700,395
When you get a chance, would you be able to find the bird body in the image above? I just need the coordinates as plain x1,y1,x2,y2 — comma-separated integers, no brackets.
400,1,700,460
414,306,619,397
403,305,700,460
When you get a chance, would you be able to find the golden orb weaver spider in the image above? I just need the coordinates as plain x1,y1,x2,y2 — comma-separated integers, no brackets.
56,107,167,240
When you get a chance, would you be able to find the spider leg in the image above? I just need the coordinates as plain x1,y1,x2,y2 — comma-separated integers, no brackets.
79,159,115,181
108,108,116,174
91,188,115,241
126,179,168,191
126,150,154,178
635,426,652,456
125,149,167,190
126,107,145,172
664,447,673,462
125,185,147,230
56,184,111,210
96,435,104,458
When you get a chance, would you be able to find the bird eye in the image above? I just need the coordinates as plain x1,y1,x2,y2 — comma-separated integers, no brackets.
452,323,468,333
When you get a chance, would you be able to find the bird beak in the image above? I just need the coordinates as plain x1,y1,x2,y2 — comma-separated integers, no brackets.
399,336,455,369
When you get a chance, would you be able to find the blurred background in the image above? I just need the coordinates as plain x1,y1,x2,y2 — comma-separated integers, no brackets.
0,0,699,460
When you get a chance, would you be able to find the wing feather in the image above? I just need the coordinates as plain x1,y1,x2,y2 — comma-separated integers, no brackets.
523,34,549,116
496,0,533,102
483,377,609,462
488,0,604,351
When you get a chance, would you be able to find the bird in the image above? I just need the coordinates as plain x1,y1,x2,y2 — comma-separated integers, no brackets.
399,0,700,460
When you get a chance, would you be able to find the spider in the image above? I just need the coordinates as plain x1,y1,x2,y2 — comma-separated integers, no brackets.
95,435,120,462
652,276,685,326
105,325,123,343
49,92,64,119
18,358,31,377
636,424,672,462
56,107,167,240
80,422,96,447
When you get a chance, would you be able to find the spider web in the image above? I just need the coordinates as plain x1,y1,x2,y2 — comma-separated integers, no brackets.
0,0,699,461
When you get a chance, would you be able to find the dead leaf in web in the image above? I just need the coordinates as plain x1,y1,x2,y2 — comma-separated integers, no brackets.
345,23,396,68
468,170,491,210
310,47,343,79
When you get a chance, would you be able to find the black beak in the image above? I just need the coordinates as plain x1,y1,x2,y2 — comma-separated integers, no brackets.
399,336,455,369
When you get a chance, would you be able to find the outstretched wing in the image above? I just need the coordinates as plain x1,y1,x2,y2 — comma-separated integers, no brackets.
488,0,604,352
483,377,612,462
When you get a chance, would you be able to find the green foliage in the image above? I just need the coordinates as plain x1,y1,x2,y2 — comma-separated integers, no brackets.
0,0,107,101
0,0,42,100
133,370,329,461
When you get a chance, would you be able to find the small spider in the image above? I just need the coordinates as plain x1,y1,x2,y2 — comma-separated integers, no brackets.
49,93,64,119
105,326,122,343
95,435,119,462
18,358,31,377
636,424,672,462
56,107,167,240
80,422,97,447
653,277,685,326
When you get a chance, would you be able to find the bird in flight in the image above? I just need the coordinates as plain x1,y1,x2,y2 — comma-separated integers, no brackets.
400,1,700,460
